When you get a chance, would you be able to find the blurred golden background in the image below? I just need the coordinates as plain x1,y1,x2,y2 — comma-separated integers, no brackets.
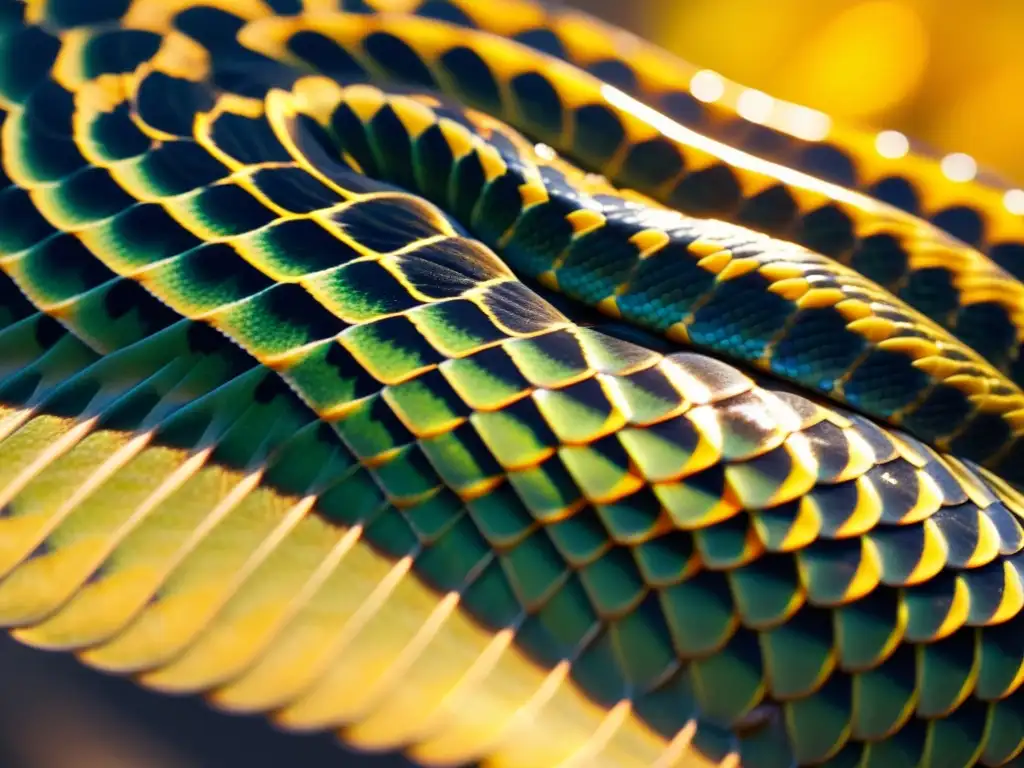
581,0,1024,183
2,1,1021,766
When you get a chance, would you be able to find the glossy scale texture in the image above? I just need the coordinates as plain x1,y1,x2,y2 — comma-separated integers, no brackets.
0,1,1022,767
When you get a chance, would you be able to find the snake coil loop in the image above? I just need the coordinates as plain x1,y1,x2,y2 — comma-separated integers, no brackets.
0,1,1022,766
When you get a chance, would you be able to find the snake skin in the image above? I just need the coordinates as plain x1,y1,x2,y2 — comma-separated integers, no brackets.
0,1,1022,766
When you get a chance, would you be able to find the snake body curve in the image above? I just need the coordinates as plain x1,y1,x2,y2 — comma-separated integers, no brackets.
0,1,1023,766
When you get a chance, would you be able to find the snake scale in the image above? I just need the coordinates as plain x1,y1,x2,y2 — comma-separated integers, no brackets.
1,0,1023,765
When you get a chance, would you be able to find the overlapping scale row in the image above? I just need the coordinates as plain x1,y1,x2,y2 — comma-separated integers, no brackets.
274,80,1024,484
365,0,1024,291
0,1,1022,767
3,282,1024,766
232,7,1024,392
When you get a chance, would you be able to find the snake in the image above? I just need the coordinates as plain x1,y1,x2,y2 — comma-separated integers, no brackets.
0,0,1023,766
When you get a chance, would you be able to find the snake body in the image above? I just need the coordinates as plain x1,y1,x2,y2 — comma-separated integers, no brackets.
436,0,1024,276
1,1,1023,766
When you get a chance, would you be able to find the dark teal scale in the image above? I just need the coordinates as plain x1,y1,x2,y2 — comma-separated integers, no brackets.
8,84,89,181
546,204,652,306
18,232,119,307
0,184,56,253
573,103,629,166
44,163,138,227
438,45,503,112
932,205,985,247
585,59,640,94
287,29,369,83
739,184,802,233
669,163,745,216
206,108,296,165
0,26,61,108
507,71,565,139
79,27,163,79
991,242,1024,285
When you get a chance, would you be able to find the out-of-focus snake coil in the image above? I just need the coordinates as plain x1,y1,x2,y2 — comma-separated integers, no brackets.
0,1,1023,766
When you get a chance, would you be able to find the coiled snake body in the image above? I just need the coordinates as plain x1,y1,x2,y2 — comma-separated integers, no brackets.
1,1,1023,765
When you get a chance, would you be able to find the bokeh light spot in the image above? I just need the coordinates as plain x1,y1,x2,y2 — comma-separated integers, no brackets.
1004,189,1024,214
940,152,977,182
690,69,726,103
875,130,910,159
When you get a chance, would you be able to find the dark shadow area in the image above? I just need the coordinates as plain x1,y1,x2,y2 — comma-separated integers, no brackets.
0,633,416,768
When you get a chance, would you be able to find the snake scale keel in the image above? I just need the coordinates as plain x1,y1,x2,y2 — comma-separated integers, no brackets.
1,0,1024,765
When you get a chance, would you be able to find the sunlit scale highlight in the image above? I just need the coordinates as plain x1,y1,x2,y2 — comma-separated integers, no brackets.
0,1,1020,767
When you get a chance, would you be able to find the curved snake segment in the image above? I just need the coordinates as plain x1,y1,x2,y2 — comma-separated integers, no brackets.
285,82,1024,478
0,1,1023,767
233,9,1024,394
367,0,1024,279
